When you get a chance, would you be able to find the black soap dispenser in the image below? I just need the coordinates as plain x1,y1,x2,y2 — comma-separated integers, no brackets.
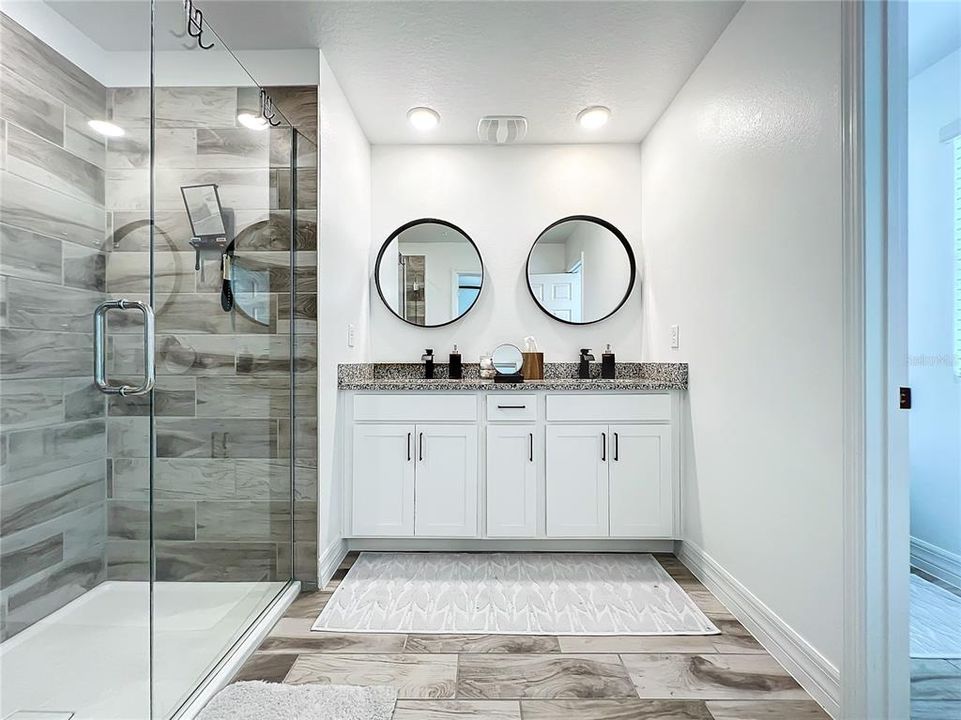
422,349,434,379
601,344,616,379
449,344,462,380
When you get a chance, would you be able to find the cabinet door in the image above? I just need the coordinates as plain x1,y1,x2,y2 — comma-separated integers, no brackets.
351,424,415,536
546,424,609,536
415,425,478,537
609,424,673,537
486,425,537,537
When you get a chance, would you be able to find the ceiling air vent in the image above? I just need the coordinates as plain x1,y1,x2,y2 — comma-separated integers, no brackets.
478,116,528,145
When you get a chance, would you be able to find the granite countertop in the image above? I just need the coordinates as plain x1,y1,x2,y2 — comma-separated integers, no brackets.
338,362,687,391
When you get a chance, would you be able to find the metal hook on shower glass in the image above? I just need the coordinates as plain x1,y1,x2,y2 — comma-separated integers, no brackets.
261,90,282,127
184,0,215,50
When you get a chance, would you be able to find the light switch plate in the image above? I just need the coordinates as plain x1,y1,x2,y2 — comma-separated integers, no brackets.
670,324,680,349
347,323,356,348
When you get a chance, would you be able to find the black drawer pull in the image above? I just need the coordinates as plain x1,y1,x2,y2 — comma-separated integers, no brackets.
497,404,527,409
529,432,534,462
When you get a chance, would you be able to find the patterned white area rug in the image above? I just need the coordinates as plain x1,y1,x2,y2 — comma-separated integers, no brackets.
911,573,961,658
196,682,395,720
312,552,719,636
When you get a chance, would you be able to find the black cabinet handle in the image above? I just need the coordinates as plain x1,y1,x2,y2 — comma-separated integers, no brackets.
497,404,527,409
419,432,424,461
407,432,411,461
529,432,534,462
601,432,607,461
614,432,619,462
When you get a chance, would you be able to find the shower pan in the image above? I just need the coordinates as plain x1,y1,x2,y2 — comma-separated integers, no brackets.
0,2,318,718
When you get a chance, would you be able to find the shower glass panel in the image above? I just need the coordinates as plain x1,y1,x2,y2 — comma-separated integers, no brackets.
146,6,296,717
0,3,153,719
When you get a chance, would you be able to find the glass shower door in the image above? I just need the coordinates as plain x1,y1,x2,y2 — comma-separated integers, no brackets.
144,6,296,717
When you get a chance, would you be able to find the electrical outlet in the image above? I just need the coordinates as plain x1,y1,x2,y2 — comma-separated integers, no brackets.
347,323,356,348
670,324,680,349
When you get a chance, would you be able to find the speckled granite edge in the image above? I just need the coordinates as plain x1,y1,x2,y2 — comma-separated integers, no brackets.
338,362,687,391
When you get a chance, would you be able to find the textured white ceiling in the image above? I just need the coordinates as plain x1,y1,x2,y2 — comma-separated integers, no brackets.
46,0,743,144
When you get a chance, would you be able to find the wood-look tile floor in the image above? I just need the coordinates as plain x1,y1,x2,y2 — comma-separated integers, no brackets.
234,553,831,719
910,569,961,720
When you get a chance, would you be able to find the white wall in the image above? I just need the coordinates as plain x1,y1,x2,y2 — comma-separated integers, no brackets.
908,46,961,559
640,0,843,674
318,51,371,570
370,144,643,362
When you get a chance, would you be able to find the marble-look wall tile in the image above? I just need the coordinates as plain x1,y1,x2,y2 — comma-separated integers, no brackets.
155,418,279,459
64,107,106,169
0,328,90,378
156,334,237,375
0,459,105,533
108,500,196,541
266,86,318,143
232,211,317,251
105,538,148,581
0,171,105,249
0,379,64,430
0,534,64,589
108,416,150,458
110,87,237,129
0,67,65,145
108,376,196,417
109,210,192,252
196,376,313,418
1,276,103,332
156,292,277,335
5,122,105,206
1,546,104,641
106,168,270,212
195,501,291,542
197,128,270,168
2,419,105,484
107,128,197,170
154,541,277,582
0,223,62,283
0,14,105,120
236,336,294,375
63,377,106,422
62,244,106,292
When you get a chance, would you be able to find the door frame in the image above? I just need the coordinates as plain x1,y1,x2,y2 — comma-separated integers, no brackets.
841,2,911,718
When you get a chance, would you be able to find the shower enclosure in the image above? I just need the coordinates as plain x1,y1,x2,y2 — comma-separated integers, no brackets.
0,2,318,717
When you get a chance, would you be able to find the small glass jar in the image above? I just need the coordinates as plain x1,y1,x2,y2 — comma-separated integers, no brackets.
479,353,496,379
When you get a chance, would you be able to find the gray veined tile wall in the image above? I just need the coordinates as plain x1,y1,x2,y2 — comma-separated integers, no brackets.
0,12,109,641
104,84,319,587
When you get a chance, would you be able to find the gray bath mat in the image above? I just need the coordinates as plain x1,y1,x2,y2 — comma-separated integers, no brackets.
313,552,720,636
197,681,396,720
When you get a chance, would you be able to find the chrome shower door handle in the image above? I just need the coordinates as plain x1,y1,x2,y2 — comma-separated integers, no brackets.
94,299,155,396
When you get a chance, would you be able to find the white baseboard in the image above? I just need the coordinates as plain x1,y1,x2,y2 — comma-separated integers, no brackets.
178,581,300,719
677,541,839,719
347,538,675,553
318,539,349,589
911,536,961,589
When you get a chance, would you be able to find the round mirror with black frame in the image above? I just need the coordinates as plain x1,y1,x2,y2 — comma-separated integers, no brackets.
525,215,636,325
375,218,484,327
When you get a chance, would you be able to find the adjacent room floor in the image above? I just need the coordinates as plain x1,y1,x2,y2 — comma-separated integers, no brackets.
233,553,831,720
911,568,961,720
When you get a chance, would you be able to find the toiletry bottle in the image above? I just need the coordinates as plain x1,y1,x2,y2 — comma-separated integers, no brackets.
602,344,616,379
449,344,462,380
422,349,434,379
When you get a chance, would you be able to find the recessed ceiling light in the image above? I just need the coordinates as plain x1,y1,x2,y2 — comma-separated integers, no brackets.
87,119,125,138
577,106,611,130
408,106,440,131
237,112,269,131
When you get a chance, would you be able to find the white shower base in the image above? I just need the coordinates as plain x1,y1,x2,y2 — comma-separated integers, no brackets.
0,580,286,720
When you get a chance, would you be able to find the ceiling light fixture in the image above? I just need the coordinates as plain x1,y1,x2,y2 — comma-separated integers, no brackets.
407,106,440,131
87,119,125,138
576,105,611,130
237,112,269,131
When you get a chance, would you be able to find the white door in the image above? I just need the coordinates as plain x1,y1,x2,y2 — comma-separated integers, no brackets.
546,424,609,536
486,425,537,537
415,424,478,536
529,272,581,322
609,424,673,537
351,424,415,536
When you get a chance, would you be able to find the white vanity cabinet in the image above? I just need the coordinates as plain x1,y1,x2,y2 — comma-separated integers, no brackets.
345,390,677,542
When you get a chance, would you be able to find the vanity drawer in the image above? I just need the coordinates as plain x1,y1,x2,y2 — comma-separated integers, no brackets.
546,393,671,422
486,395,537,422
354,394,477,422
